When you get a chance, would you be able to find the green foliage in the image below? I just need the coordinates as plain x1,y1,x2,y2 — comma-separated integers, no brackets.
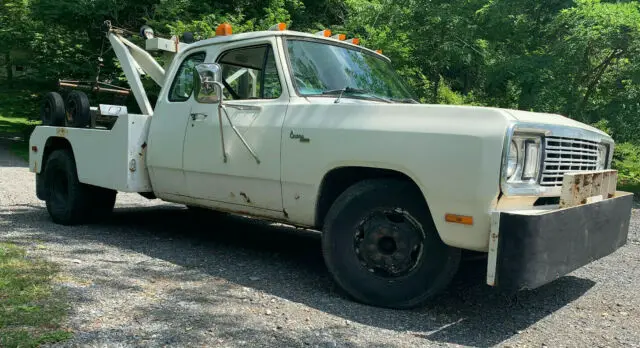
0,243,73,347
0,0,639,177
612,142,640,187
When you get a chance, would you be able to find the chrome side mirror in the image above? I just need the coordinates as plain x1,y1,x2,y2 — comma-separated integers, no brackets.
194,63,224,104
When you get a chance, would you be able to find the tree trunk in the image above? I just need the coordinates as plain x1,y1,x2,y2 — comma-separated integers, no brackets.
5,51,12,89
578,49,624,116
432,74,440,102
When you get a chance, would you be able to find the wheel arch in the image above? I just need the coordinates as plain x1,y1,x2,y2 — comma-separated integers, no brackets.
42,137,75,170
36,137,75,200
314,165,435,230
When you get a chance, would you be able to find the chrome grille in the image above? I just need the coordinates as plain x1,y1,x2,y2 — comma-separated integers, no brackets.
540,137,599,187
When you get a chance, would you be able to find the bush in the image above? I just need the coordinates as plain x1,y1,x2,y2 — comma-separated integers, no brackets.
612,142,640,188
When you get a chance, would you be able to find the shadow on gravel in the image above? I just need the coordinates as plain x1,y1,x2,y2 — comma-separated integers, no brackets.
1,204,596,347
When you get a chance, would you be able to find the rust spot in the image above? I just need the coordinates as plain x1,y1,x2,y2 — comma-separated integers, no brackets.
239,192,252,204
141,142,147,149
56,128,67,137
34,160,38,172
580,199,587,204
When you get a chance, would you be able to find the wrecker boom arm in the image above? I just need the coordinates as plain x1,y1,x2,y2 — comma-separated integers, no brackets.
106,31,169,115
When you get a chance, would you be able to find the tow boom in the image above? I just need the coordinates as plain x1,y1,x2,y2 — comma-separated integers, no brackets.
104,22,189,116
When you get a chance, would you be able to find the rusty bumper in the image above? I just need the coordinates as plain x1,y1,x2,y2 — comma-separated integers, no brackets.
487,191,633,291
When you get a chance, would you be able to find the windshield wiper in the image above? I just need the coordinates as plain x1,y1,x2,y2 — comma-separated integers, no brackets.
390,98,420,104
322,87,391,104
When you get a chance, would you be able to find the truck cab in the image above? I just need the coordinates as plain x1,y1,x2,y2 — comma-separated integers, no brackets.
28,22,634,309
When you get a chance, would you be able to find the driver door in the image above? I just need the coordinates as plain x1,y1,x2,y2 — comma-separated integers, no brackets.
182,39,288,214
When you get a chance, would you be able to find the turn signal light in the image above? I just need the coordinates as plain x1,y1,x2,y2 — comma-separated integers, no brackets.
445,214,474,225
216,23,233,36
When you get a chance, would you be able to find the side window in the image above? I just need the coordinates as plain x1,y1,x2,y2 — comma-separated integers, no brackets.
168,52,206,102
216,45,282,100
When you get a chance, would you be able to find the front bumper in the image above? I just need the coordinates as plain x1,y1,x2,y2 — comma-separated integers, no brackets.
487,191,633,291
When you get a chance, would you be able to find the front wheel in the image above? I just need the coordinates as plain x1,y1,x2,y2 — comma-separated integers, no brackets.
321,179,461,309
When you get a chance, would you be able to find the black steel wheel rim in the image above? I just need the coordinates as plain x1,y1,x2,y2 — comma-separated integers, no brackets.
353,208,425,278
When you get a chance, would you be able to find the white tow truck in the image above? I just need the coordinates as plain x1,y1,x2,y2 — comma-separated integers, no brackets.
29,21,634,309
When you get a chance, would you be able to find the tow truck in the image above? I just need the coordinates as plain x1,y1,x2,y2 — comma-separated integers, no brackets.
28,21,634,309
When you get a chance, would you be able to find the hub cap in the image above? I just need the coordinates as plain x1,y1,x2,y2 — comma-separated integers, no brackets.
354,209,425,278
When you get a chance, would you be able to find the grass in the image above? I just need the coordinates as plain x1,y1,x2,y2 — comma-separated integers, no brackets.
0,243,73,347
0,85,42,161
0,115,38,161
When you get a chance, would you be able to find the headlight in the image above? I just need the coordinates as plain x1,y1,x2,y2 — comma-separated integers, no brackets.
522,139,541,180
506,141,518,178
596,144,608,170
504,134,542,184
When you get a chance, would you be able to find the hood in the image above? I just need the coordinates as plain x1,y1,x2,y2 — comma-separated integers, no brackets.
502,109,610,138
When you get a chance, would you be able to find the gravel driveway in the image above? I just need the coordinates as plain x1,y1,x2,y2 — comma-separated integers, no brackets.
1,142,640,347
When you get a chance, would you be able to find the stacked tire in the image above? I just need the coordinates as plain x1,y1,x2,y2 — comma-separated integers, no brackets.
40,90,91,128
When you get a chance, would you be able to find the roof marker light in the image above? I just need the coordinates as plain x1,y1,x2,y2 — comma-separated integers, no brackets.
216,23,233,36
331,34,346,40
315,29,332,37
346,38,360,45
269,23,287,31
376,49,383,54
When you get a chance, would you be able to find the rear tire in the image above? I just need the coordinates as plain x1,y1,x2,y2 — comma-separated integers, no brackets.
89,186,117,221
44,149,91,225
44,149,116,225
65,91,91,128
41,92,65,126
321,179,461,309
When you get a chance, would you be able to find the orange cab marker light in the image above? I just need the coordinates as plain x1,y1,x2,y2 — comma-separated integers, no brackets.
269,23,287,31
332,34,346,40
445,214,473,225
375,49,383,54
347,38,360,45
216,23,233,36
315,29,332,37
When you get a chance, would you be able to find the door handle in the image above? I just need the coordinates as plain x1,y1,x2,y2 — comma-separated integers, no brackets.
190,113,208,121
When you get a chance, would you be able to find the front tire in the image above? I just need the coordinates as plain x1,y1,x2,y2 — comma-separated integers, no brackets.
321,179,461,309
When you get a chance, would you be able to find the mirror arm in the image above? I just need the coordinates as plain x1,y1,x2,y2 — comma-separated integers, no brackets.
210,81,260,165
219,103,261,165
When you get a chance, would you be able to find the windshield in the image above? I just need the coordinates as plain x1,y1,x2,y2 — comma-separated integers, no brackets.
285,39,416,102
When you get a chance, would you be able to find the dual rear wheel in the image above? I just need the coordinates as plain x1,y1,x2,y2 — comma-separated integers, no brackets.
44,149,116,225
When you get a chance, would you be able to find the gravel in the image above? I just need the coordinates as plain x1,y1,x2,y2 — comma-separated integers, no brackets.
1,142,640,347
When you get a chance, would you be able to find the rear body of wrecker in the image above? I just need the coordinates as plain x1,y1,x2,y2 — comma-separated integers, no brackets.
28,21,634,309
